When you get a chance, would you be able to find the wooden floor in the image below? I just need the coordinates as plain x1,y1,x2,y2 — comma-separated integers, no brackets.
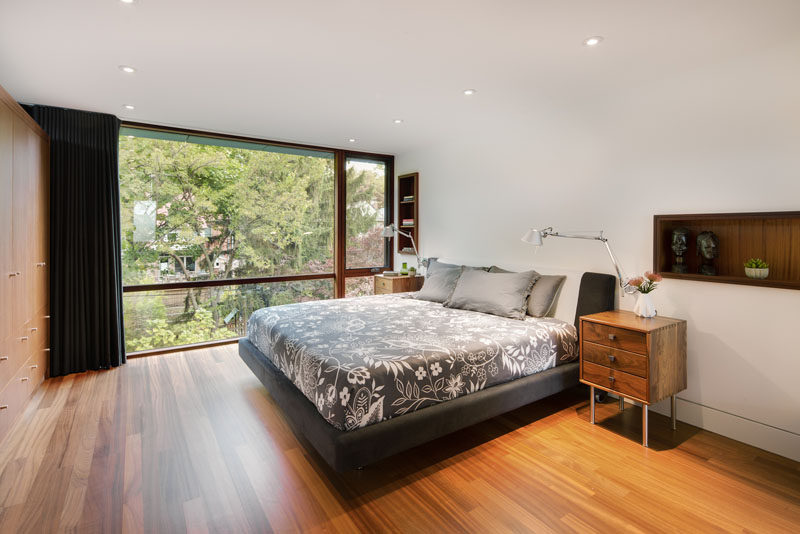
0,346,798,533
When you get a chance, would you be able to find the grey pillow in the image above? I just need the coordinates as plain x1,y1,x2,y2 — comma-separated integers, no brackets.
527,274,566,317
427,258,488,277
488,266,566,317
444,269,540,320
426,258,459,277
416,265,463,303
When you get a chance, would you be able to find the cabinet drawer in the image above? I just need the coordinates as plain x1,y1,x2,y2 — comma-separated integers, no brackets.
27,350,46,389
0,357,34,442
27,315,44,350
374,276,392,294
0,337,12,391
582,341,648,378
582,360,648,401
582,322,647,355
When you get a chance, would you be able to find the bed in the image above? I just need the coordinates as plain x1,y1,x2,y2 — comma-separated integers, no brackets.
239,272,615,471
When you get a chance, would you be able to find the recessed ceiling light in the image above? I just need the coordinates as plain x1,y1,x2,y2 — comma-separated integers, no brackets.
583,36,604,47
123,104,135,110
118,65,136,73
120,0,136,4
393,119,403,124
347,138,356,143
463,89,476,96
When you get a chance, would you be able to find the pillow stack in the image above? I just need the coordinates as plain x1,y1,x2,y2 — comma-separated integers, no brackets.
415,259,565,320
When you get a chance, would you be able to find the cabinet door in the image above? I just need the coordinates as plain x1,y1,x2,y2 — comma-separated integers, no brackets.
0,104,12,348
12,116,33,333
31,135,48,313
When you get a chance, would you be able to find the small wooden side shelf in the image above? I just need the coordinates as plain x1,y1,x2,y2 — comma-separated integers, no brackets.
653,211,800,290
374,274,424,294
397,173,418,256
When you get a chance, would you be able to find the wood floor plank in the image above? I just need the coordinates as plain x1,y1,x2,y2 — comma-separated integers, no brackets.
0,346,796,533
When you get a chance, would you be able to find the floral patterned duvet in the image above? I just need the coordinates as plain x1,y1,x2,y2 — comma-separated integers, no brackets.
246,293,577,431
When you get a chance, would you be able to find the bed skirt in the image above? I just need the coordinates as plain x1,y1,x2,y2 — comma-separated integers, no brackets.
239,337,579,472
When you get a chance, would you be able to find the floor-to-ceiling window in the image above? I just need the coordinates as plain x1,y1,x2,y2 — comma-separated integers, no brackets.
119,126,393,354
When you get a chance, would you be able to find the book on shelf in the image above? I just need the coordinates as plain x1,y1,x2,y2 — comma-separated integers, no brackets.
402,195,415,202
401,219,414,226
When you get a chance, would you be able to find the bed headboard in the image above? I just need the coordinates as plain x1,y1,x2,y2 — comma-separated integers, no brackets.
573,272,616,335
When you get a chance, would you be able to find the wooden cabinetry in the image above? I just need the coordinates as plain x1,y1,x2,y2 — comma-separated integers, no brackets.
374,274,424,294
0,84,49,445
580,310,686,447
397,173,418,255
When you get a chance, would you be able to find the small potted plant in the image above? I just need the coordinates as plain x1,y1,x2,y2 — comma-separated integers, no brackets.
627,271,662,318
744,258,769,279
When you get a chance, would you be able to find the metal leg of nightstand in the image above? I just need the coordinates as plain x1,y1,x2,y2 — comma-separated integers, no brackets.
619,396,624,411
642,404,649,447
590,386,595,424
671,395,676,430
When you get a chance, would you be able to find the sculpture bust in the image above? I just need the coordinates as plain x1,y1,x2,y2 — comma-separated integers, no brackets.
697,231,720,275
671,227,690,273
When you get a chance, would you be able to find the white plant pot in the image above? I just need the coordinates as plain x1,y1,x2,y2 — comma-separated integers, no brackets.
745,267,769,279
633,292,657,318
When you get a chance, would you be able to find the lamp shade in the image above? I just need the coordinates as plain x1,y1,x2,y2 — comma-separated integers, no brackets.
521,228,544,246
382,225,395,238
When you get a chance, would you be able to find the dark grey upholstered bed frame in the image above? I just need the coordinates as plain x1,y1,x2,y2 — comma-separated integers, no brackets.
238,272,616,471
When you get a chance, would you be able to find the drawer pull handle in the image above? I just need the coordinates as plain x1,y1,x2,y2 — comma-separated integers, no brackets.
608,355,616,362
36,262,46,267
0,405,7,410
608,333,617,341
30,365,38,369
21,377,29,382
20,336,29,342
44,348,50,352
0,356,7,361
30,327,38,333
608,376,615,383
44,315,51,319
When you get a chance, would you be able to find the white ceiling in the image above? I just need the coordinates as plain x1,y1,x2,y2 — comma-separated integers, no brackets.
1,0,798,155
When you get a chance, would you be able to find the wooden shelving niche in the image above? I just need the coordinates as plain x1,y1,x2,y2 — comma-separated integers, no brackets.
397,172,418,255
653,211,800,290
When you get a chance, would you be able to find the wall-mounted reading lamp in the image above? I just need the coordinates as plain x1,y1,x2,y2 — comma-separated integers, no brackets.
383,224,422,269
521,227,636,294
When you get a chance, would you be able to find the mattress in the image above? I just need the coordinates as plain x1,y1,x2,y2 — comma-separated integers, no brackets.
246,293,577,431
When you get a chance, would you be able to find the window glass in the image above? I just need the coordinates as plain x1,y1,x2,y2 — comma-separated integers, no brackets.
345,276,375,297
120,130,335,286
345,158,388,269
123,279,334,352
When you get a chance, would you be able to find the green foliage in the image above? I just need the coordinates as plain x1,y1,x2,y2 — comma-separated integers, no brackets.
120,135,382,352
744,258,768,269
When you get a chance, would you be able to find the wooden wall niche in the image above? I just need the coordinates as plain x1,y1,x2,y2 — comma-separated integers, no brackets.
397,172,418,255
653,212,800,290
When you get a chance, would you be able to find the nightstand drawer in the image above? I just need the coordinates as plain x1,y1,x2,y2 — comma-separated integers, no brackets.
582,322,647,355
582,361,648,401
582,341,648,378
374,276,392,294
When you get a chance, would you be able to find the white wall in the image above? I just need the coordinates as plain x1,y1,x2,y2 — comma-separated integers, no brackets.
396,39,800,460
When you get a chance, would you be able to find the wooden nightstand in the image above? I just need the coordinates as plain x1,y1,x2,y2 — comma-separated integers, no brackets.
579,310,687,447
374,274,424,294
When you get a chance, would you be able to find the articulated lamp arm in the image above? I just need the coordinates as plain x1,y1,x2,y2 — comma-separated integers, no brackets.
522,227,635,294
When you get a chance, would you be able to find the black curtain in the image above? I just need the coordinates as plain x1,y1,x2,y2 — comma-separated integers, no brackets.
24,105,126,376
